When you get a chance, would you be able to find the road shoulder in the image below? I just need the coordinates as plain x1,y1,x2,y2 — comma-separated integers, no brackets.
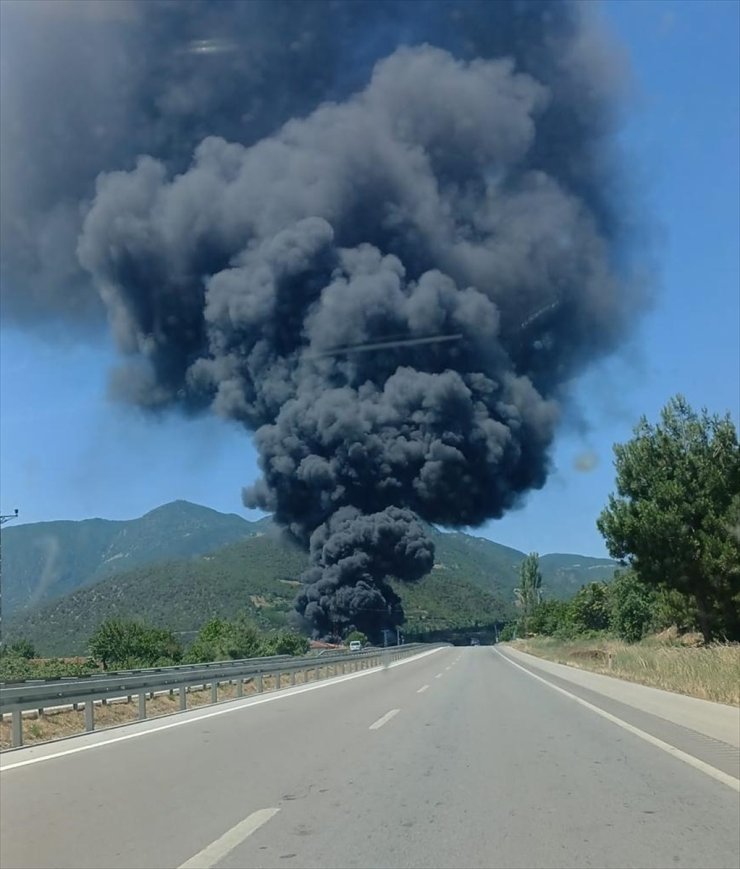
499,645,739,748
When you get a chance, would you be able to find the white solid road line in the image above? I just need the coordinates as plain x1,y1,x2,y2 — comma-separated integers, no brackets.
417,685,430,694
496,650,740,793
178,807,280,869
369,708,400,730
2,648,444,771
435,672,443,679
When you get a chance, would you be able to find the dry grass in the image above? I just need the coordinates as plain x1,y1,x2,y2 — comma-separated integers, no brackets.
0,663,345,751
512,636,740,706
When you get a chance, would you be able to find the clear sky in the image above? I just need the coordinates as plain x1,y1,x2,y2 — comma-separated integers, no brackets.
1,0,738,556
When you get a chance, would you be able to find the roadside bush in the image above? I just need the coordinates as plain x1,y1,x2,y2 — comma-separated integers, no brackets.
0,655,98,682
88,619,182,669
263,629,309,656
186,618,309,662
498,623,516,642
652,587,699,634
0,638,37,660
609,571,655,642
528,600,571,637
186,617,264,663
568,582,611,634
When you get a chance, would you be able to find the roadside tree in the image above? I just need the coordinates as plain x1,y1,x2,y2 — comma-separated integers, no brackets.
597,395,740,641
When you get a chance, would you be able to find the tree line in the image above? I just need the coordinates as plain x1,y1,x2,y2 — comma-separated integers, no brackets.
505,395,739,644
502,568,694,643
0,616,309,681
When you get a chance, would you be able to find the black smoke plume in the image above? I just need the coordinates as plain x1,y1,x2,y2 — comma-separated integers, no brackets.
1,1,638,640
298,507,434,639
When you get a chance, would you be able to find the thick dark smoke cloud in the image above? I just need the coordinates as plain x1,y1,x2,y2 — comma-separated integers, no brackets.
1,0,638,640
297,507,434,639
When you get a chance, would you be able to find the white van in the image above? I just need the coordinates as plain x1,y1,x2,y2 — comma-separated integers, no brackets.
349,640,362,652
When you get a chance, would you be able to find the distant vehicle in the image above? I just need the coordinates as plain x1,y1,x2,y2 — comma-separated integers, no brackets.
470,638,480,646
349,640,362,651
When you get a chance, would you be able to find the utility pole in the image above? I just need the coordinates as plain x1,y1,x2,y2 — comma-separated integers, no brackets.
0,508,19,645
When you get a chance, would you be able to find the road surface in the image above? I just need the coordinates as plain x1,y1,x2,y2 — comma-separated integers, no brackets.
1,646,738,869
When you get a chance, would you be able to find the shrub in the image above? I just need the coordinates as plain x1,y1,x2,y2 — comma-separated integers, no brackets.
528,600,571,636
264,630,309,656
88,619,182,669
0,638,37,660
569,582,611,634
609,571,655,642
186,617,264,663
498,623,516,642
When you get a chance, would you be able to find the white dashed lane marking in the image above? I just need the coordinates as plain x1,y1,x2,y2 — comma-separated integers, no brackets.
369,709,401,730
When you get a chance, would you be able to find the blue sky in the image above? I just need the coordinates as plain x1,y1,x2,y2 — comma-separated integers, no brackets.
1,0,738,556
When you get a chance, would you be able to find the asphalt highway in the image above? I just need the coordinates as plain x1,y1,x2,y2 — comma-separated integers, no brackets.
1,646,738,869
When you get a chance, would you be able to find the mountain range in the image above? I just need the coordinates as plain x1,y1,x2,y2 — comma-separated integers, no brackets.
2,501,618,655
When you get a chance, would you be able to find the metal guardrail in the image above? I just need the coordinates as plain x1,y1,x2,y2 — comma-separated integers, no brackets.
0,644,431,749
0,653,296,687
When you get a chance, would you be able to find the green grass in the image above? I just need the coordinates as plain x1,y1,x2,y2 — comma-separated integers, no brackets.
512,635,740,706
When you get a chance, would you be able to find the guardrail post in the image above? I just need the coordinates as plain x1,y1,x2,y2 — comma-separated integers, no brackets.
179,685,187,711
256,672,263,693
236,678,244,698
11,710,23,747
138,691,147,720
211,681,218,704
290,670,296,686
84,700,94,732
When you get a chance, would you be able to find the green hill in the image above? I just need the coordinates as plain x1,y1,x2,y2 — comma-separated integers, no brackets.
5,529,511,655
1,501,263,617
5,530,305,655
4,505,618,656
424,528,617,601
537,553,620,598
